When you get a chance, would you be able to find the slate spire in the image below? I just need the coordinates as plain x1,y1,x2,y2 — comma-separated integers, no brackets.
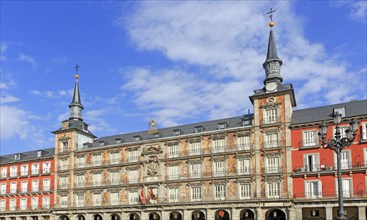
69,65,84,121
263,27,283,82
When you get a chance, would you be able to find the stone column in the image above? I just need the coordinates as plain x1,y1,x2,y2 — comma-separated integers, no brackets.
232,208,241,220
288,207,299,220
141,212,149,220
256,208,266,220
102,213,110,220
358,206,366,220
70,214,79,220
120,212,129,220
325,206,333,220
207,209,215,220
183,210,191,220
161,211,170,220
15,217,22,220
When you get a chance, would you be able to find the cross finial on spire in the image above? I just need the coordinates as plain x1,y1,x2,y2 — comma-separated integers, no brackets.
74,64,80,79
266,8,276,28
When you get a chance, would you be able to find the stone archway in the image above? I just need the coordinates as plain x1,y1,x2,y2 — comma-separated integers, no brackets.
192,210,205,220
129,213,140,220
148,212,160,220
94,214,103,220
170,211,182,220
59,215,70,220
215,210,230,220
111,214,120,220
240,209,255,220
266,209,286,220
77,215,86,220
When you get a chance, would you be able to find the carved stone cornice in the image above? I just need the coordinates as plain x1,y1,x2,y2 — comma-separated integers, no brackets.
125,166,139,171
142,145,162,156
90,169,103,174
109,148,120,154
126,146,140,152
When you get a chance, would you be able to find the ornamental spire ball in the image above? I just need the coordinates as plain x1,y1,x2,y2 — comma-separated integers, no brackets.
269,21,274,28
266,8,276,28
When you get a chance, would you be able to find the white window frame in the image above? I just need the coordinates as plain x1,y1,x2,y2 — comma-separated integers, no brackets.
265,133,279,148
214,184,226,200
10,166,17,177
334,150,351,170
42,162,51,173
191,186,202,201
21,181,28,192
237,158,251,175
0,183,6,194
32,180,39,192
128,150,138,162
31,163,39,175
239,183,251,199
167,144,180,158
169,188,179,202
20,198,27,210
128,191,139,204
303,130,318,147
43,178,50,191
10,182,17,193
0,200,5,211
304,153,320,172
111,192,119,205
93,154,102,166
42,196,50,209
168,165,179,180
76,175,85,187
110,152,120,165
76,157,85,168
266,181,280,198
110,171,120,185
93,193,101,206
189,141,201,155
237,135,251,150
361,122,367,141
76,194,84,207
190,162,202,178
10,199,16,211
128,170,138,183
266,156,280,173
1,167,7,179
31,197,38,210
60,196,68,208
305,180,322,198
213,137,226,153
263,108,278,124
213,160,226,177
335,178,352,198
93,173,102,186
20,164,28,176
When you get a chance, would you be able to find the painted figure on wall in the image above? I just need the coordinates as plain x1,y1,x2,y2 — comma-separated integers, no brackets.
146,155,159,176
102,170,109,184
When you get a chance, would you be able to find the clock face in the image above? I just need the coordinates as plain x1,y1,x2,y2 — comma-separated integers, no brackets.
266,82,277,92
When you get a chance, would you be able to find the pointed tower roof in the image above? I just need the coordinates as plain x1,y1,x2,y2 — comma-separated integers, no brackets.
263,29,282,66
69,65,84,121
69,75,83,108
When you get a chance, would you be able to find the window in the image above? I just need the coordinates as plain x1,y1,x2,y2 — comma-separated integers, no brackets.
128,170,138,183
173,129,181,136
263,108,278,124
31,197,38,209
60,196,68,208
267,181,280,198
128,150,138,162
20,198,27,210
10,199,16,211
76,175,85,187
239,183,251,199
1,167,7,179
0,184,6,194
60,177,68,189
238,135,251,150
168,165,179,180
334,107,345,117
59,159,68,170
335,150,351,169
76,157,85,168
93,154,102,166
111,192,119,205
42,162,51,173
191,186,202,201
128,191,139,204
20,164,28,176
266,156,280,173
0,200,5,211
10,166,17,177
42,196,50,209
10,182,17,193
189,141,201,155
304,154,320,172
305,181,322,198
31,163,39,175
194,126,204,133
134,136,141,141
265,133,278,148
218,123,227,130
333,126,349,139
362,122,367,141
214,184,226,200
213,160,225,176
303,130,318,146
37,150,42,157
169,188,179,202
32,180,39,192
110,171,120,185
190,163,202,178
115,138,122,144
61,141,68,152
43,179,50,191
76,194,84,207
167,144,180,158
110,152,120,164
93,173,102,186
238,158,251,175
213,138,226,153
341,179,352,198
93,194,101,206
21,181,28,192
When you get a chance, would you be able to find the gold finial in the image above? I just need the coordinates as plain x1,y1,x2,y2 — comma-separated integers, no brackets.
266,8,276,28
74,64,80,79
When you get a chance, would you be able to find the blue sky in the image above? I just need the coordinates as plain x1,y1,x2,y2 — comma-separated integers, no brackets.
1,1,366,155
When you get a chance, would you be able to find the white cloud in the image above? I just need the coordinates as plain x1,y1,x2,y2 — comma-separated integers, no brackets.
0,95,20,104
18,53,37,69
84,109,115,133
116,2,366,125
0,106,28,139
52,55,68,65
347,1,367,22
0,42,8,61
29,89,72,98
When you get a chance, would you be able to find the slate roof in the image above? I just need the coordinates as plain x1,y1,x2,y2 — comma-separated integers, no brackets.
86,114,254,149
0,148,54,165
291,99,367,125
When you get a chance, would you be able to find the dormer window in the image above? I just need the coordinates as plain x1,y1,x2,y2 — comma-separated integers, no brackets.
83,124,89,131
99,141,105,147
242,118,252,126
218,123,227,130
134,136,141,141
115,138,122,144
195,126,204,133
173,129,181,136
37,151,42,158
334,108,345,117
14,154,21,161
83,143,89,149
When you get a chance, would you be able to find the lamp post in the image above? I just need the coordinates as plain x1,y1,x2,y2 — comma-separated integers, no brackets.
318,112,359,220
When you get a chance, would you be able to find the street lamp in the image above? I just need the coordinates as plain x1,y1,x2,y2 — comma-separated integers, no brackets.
318,111,359,220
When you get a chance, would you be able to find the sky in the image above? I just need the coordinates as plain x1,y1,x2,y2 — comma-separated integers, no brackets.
0,1,366,156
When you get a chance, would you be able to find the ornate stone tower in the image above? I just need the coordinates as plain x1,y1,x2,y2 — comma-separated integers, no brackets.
249,15,297,219
52,66,96,212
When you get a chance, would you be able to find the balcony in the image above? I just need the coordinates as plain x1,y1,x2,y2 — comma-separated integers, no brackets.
298,140,319,149
20,171,28,177
293,161,367,176
1,205,54,212
213,170,226,177
261,116,281,126
126,157,138,163
59,147,69,154
20,187,28,193
264,166,283,174
128,178,138,184
58,164,69,171
263,141,281,149
42,169,51,174
59,183,68,189
31,169,40,176
31,187,39,192
293,190,366,200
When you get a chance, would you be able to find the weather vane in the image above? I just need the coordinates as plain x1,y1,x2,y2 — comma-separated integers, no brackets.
266,8,276,28
74,64,80,79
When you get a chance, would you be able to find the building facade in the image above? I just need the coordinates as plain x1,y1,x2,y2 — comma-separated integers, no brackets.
0,148,55,220
291,101,367,220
